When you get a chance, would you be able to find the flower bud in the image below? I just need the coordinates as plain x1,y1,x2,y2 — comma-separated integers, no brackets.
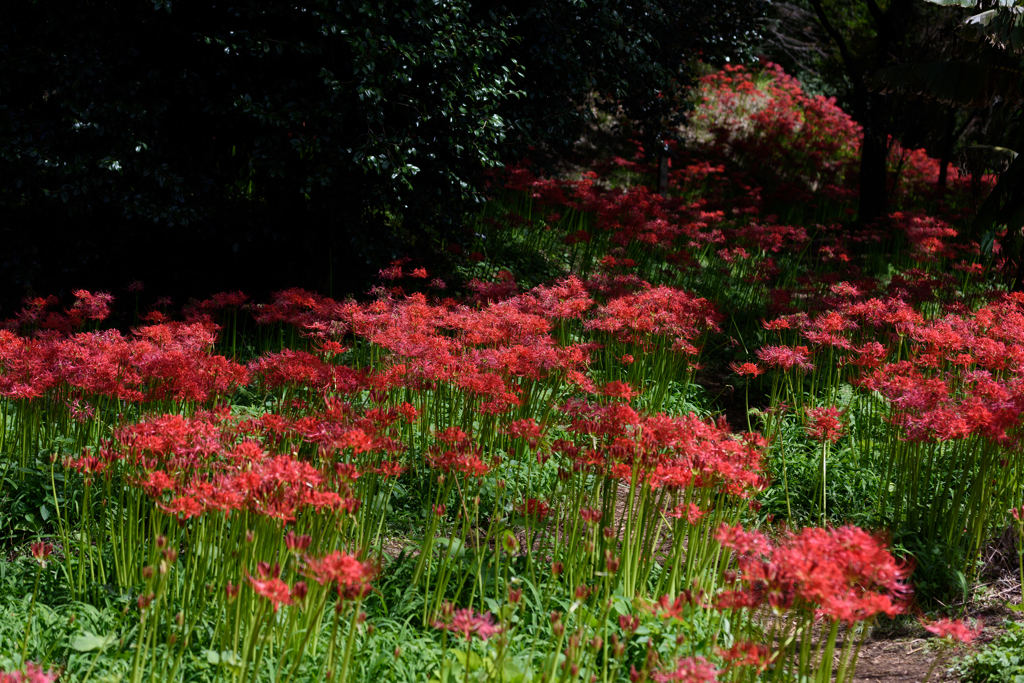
619,615,639,633
605,551,620,573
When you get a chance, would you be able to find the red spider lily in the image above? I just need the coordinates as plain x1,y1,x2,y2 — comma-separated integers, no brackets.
503,418,543,443
30,542,53,567
0,663,60,683
729,361,763,377
666,502,705,525
805,406,846,443
63,451,109,479
69,289,115,324
303,550,376,599
655,594,690,620
619,614,640,632
922,617,983,644
719,641,771,673
284,531,312,553
371,460,407,478
432,607,502,641
602,380,638,400
134,470,178,497
516,498,550,520
245,567,293,612
651,655,719,683
756,345,814,372
436,426,471,448
396,402,418,423
427,449,493,478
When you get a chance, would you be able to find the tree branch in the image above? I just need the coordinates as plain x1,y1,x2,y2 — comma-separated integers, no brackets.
806,0,860,86
865,0,886,30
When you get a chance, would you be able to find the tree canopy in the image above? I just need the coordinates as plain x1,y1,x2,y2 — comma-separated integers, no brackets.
0,0,764,306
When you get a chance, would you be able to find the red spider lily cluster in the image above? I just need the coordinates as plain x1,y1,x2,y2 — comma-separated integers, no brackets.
6,60,1006,683
716,525,911,622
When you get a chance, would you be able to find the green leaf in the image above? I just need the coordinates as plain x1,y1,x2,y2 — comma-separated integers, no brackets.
205,650,240,667
71,632,115,652
451,649,484,671
433,537,465,557
924,0,1012,6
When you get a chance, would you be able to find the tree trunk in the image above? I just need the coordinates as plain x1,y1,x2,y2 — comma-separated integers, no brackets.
937,110,955,194
858,125,889,224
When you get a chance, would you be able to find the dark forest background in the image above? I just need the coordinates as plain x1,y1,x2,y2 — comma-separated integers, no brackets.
0,0,763,309
4,0,1024,311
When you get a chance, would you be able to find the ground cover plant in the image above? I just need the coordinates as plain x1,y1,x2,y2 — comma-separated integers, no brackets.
0,61,1016,682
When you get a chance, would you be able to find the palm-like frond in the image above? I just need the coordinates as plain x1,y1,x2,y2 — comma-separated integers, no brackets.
873,60,1024,106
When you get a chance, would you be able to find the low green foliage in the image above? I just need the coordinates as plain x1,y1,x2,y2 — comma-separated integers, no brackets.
956,621,1024,683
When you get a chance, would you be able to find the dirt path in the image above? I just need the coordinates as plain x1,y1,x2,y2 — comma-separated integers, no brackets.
852,637,945,683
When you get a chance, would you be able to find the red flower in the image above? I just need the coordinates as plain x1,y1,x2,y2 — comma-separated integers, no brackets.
602,381,638,400
922,617,982,644
729,361,763,377
667,503,704,525
651,655,719,682
0,662,60,683
303,551,376,599
245,565,293,612
30,542,53,567
516,498,550,521
719,641,771,673
805,406,846,443
432,607,501,641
